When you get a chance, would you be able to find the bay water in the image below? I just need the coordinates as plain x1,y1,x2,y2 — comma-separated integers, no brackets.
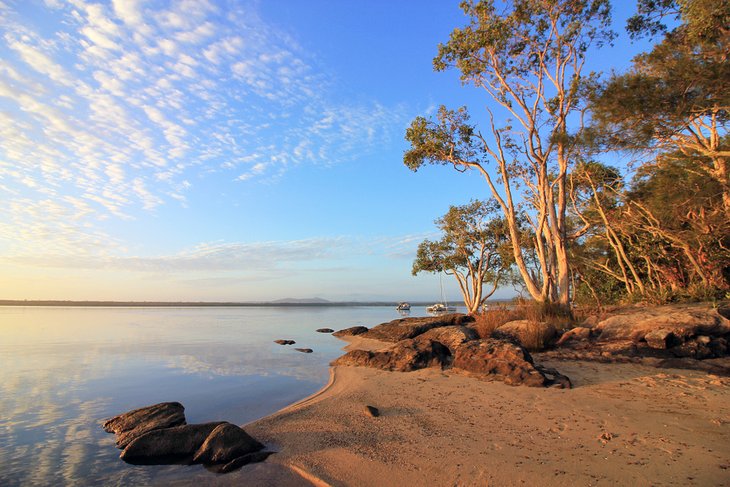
0,305,444,486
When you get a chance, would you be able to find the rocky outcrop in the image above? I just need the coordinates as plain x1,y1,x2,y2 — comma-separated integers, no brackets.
417,325,478,353
121,422,225,463
274,339,295,345
332,338,451,372
594,307,730,343
493,320,557,351
361,314,475,342
295,348,313,353
102,402,186,449
452,339,568,388
333,326,369,337
192,422,264,464
316,328,335,333
104,403,268,471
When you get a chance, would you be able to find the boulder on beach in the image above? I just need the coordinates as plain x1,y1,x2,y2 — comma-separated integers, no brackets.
333,326,369,337
120,422,225,463
417,325,478,353
452,339,567,387
332,338,451,372
593,306,730,343
555,327,592,346
493,320,557,351
361,314,474,342
192,422,264,464
274,339,296,345
316,328,335,333
102,402,186,449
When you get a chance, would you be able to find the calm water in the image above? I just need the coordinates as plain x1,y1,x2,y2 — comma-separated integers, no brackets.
0,305,440,486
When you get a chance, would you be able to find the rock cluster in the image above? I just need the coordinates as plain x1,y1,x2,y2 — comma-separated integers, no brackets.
332,314,569,388
332,326,369,337
102,402,267,473
555,305,730,360
360,314,474,342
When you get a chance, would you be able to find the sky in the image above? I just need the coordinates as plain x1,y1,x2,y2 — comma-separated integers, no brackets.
0,0,654,302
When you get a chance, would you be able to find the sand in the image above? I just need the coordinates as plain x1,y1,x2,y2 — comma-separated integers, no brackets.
246,337,730,486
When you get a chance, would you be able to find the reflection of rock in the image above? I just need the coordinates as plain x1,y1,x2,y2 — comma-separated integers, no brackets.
192,422,264,464
295,348,313,353
274,340,295,345
452,339,563,387
316,328,334,333
102,402,186,448
361,314,474,342
333,326,369,337
332,338,450,372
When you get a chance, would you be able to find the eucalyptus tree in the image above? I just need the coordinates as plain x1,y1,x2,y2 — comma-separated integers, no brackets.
412,200,515,314
404,0,614,307
592,0,730,214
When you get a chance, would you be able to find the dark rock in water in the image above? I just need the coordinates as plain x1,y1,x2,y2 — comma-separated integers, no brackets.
332,326,369,337
316,328,334,333
452,339,559,387
120,422,225,463
493,320,557,351
332,338,451,372
362,314,474,342
363,405,380,417
274,339,296,345
219,451,274,473
102,402,186,449
192,422,264,464
295,348,313,353
417,325,478,353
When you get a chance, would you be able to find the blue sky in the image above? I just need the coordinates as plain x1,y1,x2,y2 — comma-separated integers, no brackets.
0,0,652,302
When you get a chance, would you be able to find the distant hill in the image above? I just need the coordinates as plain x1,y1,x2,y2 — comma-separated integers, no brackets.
269,297,331,304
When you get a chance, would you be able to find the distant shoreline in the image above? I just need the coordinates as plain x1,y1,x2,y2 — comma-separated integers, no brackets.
0,299,510,308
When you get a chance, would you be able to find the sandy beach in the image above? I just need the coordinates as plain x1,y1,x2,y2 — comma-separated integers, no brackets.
247,336,730,486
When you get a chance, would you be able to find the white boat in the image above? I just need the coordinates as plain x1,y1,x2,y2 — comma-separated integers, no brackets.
426,302,456,313
396,302,411,311
427,273,457,313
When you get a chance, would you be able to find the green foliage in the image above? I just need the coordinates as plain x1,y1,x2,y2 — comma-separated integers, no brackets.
412,199,517,312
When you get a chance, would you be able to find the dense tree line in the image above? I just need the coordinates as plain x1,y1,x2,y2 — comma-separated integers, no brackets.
407,0,729,309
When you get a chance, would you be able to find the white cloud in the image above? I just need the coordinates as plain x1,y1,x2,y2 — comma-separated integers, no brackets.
0,0,408,265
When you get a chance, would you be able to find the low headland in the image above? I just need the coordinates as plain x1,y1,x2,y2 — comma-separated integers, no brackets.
246,301,730,486
102,301,730,486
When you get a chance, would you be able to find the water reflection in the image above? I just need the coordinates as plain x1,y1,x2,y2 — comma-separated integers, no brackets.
0,306,408,486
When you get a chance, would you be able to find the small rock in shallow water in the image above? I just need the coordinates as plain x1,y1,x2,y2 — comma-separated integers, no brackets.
102,401,186,449
274,339,295,345
316,328,334,333
295,348,313,353
121,422,225,463
193,422,264,464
